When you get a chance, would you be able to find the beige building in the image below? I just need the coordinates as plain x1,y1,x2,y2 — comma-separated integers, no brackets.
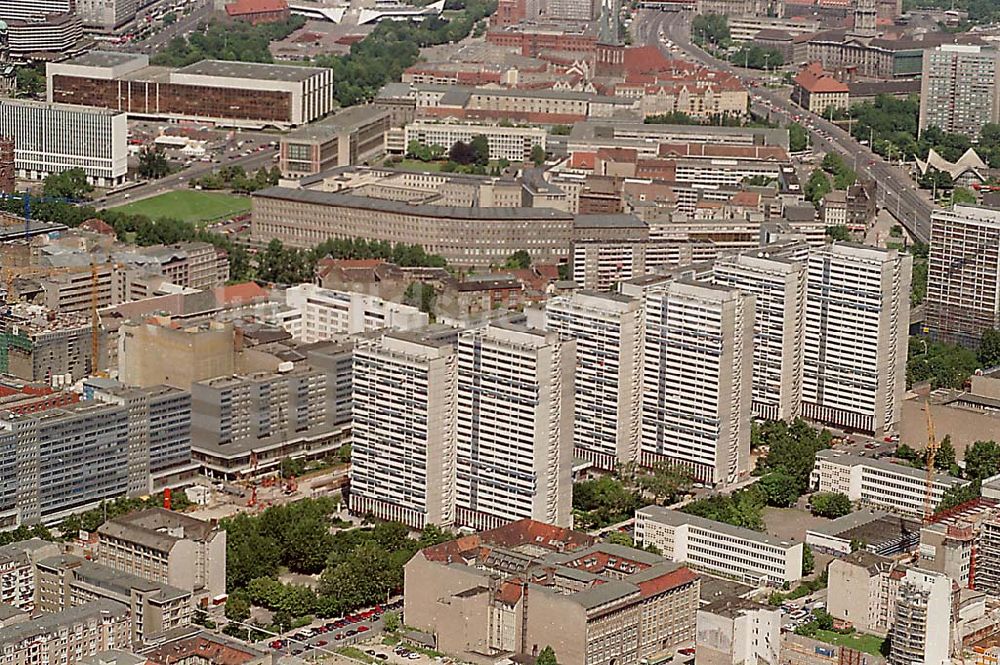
35,555,191,646
250,185,574,268
697,599,781,665
280,106,390,178
403,519,700,665
97,509,226,600
0,540,61,613
118,320,237,391
827,551,904,636
0,600,132,665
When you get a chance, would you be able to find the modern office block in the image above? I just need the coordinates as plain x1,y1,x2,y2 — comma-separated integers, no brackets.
282,284,429,343
0,99,126,186
455,323,574,530
712,252,807,422
350,329,458,529
636,505,804,586
811,449,970,516
926,205,1000,348
642,280,754,486
544,291,642,471
801,244,911,436
919,44,1000,137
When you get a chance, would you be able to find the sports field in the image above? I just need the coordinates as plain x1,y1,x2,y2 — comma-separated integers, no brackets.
112,190,251,224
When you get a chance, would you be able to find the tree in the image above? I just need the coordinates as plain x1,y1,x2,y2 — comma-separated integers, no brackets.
537,646,559,665
15,66,45,98
449,140,476,165
753,419,833,494
979,329,1000,368
225,589,251,624
280,456,306,479
788,122,809,152
530,144,546,166
810,492,852,518
936,435,957,473
469,134,490,166
826,225,851,242
403,281,436,315
965,440,1000,481
504,250,532,270
383,610,400,633
691,13,729,47
804,169,831,204
573,476,642,530
802,544,815,575
757,471,800,507
936,480,981,513
43,168,93,200
638,462,692,504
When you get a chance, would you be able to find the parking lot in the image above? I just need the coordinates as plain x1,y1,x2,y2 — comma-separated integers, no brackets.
261,599,402,657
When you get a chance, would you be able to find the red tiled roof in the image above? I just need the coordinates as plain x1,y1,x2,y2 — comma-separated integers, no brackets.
225,0,287,16
146,637,260,665
496,580,523,605
794,62,849,94
213,282,268,305
636,567,698,598
80,218,116,236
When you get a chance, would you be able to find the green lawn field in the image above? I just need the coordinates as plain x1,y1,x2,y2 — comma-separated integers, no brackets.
813,630,884,656
112,190,251,224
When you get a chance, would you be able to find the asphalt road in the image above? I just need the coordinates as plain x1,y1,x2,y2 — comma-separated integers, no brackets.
638,9,935,243
97,142,277,209
127,0,214,54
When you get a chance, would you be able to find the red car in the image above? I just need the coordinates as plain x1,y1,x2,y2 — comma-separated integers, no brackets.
357,625,369,633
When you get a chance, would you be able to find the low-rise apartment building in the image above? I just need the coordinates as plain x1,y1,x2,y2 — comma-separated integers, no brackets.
635,505,804,586
404,519,700,665
0,539,61,612
0,600,132,665
811,450,971,517
97,509,226,600
35,555,192,647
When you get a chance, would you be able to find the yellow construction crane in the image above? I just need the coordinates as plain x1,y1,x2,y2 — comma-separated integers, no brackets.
923,397,939,522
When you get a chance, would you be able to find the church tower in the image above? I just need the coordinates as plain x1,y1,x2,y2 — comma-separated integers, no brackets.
594,0,624,77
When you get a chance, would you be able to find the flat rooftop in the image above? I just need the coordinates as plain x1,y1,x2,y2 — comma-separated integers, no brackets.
284,106,389,142
639,505,799,549
65,51,146,68
175,59,327,82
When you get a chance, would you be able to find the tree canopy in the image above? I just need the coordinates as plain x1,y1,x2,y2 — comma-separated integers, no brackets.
809,492,852,518
43,168,93,200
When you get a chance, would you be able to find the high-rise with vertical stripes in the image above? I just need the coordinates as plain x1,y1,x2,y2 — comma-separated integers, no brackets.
455,323,574,530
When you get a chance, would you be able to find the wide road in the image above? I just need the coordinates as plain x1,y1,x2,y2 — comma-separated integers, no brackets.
127,0,214,54
97,145,277,209
635,9,935,243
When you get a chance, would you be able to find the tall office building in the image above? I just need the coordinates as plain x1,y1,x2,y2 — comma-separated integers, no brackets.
712,252,807,422
642,280,754,486
350,329,458,529
544,291,643,471
801,244,911,436
0,99,127,187
919,44,1000,137
455,323,574,530
926,205,1000,348
888,569,953,665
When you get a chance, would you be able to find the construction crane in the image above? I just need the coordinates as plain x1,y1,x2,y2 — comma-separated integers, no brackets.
923,397,939,522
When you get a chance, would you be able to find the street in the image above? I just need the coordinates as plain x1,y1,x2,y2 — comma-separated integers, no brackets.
636,9,935,243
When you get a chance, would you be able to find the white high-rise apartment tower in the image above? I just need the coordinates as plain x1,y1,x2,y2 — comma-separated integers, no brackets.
712,252,807,421
919,44,1000,137
926,205,1000,348
455,323,575,530
349,330,458,529
544,291,643,471
801,243,911,436
642,279,754,486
